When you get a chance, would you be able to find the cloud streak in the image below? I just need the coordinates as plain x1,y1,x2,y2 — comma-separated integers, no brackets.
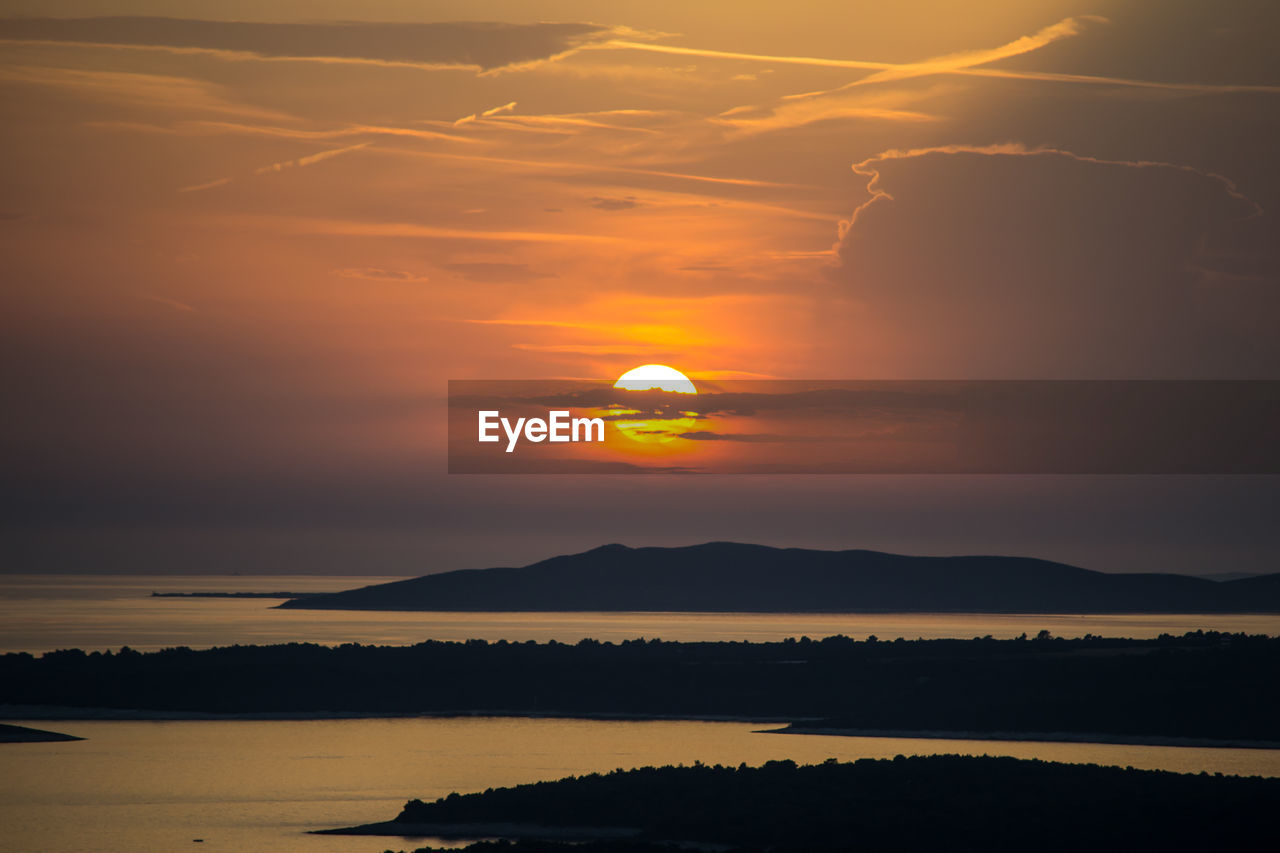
604,16,1280,95
245,215,638,246
0,17,621,73
252,142,369,175
0,64,290,120
455,100,518,125
179,142,370,192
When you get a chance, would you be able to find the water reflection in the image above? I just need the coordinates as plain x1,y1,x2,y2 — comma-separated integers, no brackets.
1,717,1277,853
3,575,1277,654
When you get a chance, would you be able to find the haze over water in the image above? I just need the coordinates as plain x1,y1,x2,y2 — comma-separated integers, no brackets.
3,574,1278,655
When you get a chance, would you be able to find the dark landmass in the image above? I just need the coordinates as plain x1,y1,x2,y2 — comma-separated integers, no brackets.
3,632,1279,743
333,756,1280,852
151,591,329,598
275,542,1280,613
0,722,82,742
1196,571,1266,582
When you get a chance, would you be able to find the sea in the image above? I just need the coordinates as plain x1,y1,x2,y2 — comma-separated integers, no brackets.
3,574,1279,654
2,574,1279,853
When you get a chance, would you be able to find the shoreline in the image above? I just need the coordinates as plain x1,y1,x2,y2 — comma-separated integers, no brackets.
763,726,1280,751
4,705,1278,751
0,705,796,724
314,820,641,839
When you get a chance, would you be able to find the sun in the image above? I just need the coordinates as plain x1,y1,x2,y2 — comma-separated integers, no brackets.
613,364,697,394
609,365,699,445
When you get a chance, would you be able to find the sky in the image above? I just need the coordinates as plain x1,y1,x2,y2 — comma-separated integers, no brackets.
1,0,1277,575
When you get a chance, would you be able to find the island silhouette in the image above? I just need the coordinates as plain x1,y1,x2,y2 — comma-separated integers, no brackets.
321,755,1280,852
275,542,1280,613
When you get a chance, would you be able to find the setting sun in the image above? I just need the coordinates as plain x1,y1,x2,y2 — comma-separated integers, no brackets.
613,364,698,394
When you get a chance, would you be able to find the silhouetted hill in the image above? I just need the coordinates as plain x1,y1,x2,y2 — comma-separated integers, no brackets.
277,542,1280,613
324,756,1280,852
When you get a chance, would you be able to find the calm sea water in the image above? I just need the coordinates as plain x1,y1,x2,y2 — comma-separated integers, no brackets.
3,716,1279,853
3,577,1280,852
2,574,1278,654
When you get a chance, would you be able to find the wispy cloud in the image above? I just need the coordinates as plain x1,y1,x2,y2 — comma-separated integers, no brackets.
244,215,638,245
0,18,627,73
603,17,1280,95
333,267,430,283
714,88,945,136
455,100,518,125
252,142,369,175
511,343,670,355
378,147,811,189
0,64,289,120
178,177,231,193
835,16,1099,89
92,119,477,145
179,142,370,193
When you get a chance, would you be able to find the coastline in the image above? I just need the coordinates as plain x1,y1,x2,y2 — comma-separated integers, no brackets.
314,820,641,839
763,726,1280,751
5,705,1278,751
0,705,796,724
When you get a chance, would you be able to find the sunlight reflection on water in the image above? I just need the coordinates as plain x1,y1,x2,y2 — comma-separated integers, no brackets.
2,575,1277,654
2,717,1278,853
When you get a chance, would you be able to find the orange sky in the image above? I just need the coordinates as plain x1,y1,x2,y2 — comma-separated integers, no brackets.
2,1,1278,573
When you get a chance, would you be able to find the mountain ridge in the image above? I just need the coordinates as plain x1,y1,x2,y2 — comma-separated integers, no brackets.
275,542,1280,613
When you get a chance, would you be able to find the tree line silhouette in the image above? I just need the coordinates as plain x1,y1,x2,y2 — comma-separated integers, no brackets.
2,631,1276,741
376,755,1280,852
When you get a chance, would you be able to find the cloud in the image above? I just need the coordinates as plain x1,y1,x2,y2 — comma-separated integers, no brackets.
0,64,288,119
177,177,231,193
590,196,639,210
844,143,1262,232
481,101,518,117
604,16,1280,95
179,142,369,192
443,109,666,135
92,119,476,145
830,16,1101,90
381,147,808,189
714,89,944,136
696,17,1094,138
455,100,518,125
679,431,822,443
252,142,369,175
830,145,1278,376
235,215,634,246
510,344,670,356
0,17,620,73
333,268,429,283
443,262,549,283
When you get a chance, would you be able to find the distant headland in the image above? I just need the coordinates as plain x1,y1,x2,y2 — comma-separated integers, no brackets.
275,542,1280,613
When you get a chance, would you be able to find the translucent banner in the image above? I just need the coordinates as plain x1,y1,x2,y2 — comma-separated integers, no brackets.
448,379,1280,474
